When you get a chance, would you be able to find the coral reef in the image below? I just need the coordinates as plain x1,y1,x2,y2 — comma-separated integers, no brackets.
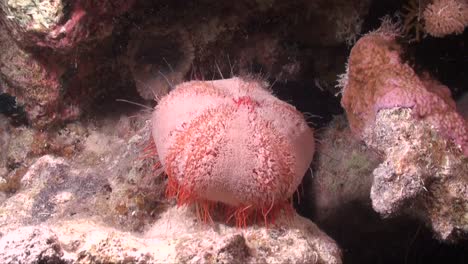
0,227,67,263
1,0,467,262
0,24,133,128
0,208,342,264
0,26,62,127
0,0,135,127
366,108,467,241
152,77,315,226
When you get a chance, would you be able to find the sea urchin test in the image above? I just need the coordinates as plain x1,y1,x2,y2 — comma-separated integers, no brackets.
151,77,315,226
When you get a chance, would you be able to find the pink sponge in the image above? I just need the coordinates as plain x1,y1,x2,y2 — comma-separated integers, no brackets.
340,30,468,156
151,77,315,226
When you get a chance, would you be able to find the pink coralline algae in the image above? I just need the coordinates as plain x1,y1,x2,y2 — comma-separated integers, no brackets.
39,0,135,51
340,30,468,156
151,77,315,227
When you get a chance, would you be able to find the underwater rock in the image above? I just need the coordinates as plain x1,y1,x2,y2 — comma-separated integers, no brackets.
0,0,134,52
365,108,468,241
0,116,341,263
0,226,68,263
340,26,468,241
0,26,63,127
0,25,132,128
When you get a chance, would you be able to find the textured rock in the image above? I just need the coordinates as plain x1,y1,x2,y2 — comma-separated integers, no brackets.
0,24,133,127
6,127,34,167
163,207,341,264
0,207,342,264
0,115,10,191
0,26,62,126
0,0,135,128
0,226,70,264
0,123,34,193
0,115,341,263
340,25,468,241
0,0,135,52
365,108,468,241
0,115,11,168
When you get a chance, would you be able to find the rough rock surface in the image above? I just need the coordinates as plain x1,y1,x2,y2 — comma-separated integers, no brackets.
0,0,134,127
0,113,342,263
0,0,135,52
0,26,62,127
339,24,468,241
365,108,468,241
0,24,133,128
0,226,68,263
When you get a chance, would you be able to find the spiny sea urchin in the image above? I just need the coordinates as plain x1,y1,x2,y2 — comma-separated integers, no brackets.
151,77,315,227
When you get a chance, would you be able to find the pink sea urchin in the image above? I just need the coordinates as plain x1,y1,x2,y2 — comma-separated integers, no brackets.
151,77,315,227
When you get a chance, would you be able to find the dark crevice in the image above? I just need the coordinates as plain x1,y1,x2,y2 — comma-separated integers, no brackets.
0,93,28,126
